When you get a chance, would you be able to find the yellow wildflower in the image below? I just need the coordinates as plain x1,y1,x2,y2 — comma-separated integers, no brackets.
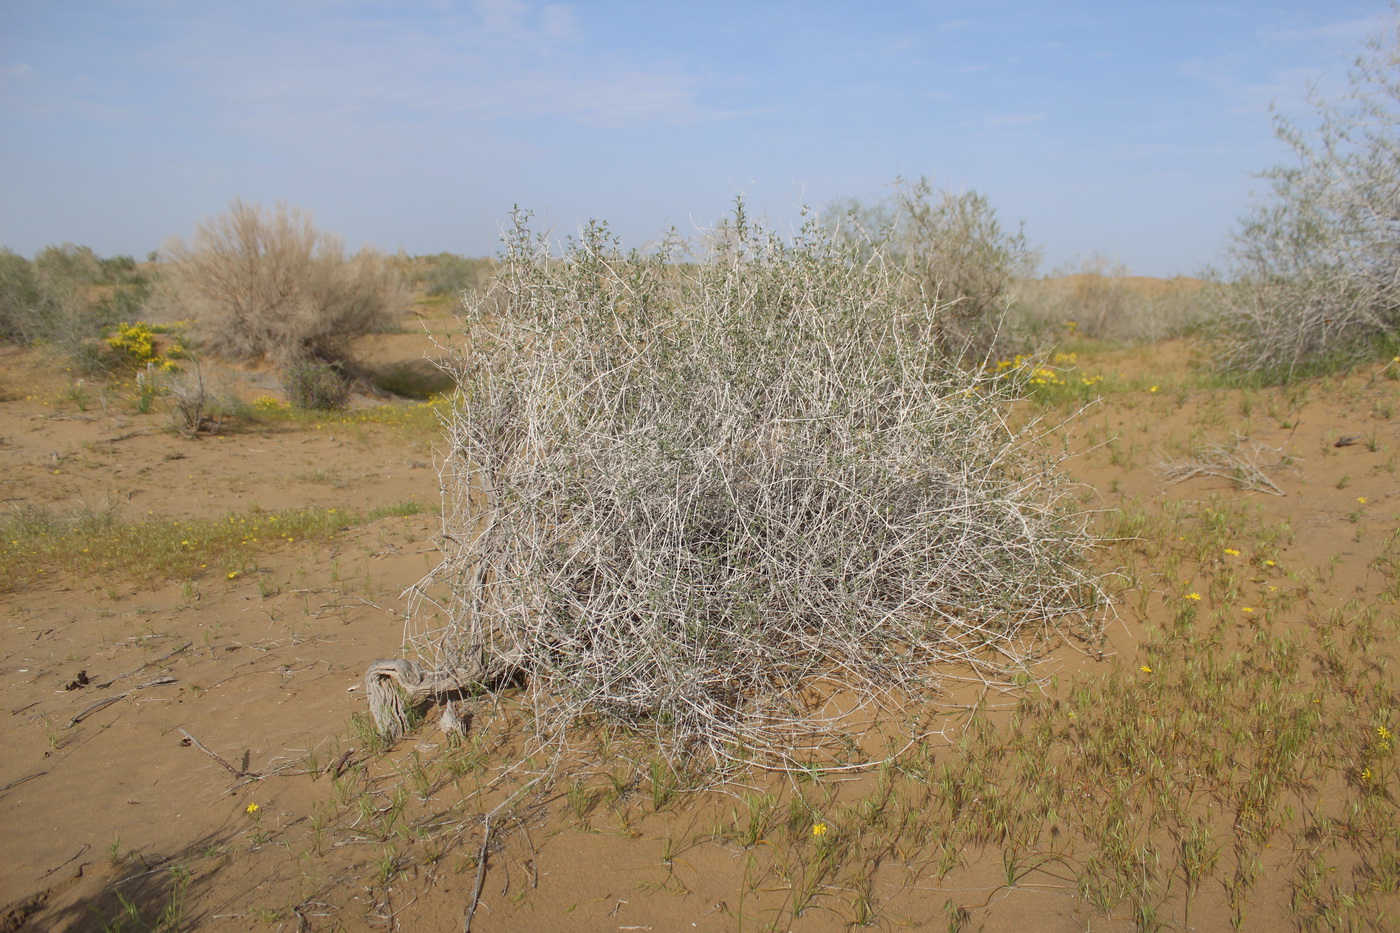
812,823,828,838
1185,593,1201,601
245,802,260,815
1139,664,1153,674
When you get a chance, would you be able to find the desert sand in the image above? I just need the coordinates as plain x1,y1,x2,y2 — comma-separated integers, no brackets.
3,307,1398,932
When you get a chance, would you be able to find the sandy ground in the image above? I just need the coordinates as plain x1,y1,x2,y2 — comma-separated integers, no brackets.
2,321,1398,932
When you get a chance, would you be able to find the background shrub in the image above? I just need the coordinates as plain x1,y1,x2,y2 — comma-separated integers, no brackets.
1211,14,1400,380
0,248,44,343
282,357,351,410
1012,252,1209,344
826,177,1038,361
0,244,140,356
410,252,496,298
411,205,1104,765
157,199,408,367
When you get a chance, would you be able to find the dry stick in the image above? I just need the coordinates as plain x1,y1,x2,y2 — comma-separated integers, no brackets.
0,771,47,794
463,776,543,933
69,695,125,726
328,748,356,778
40,844,90,879
95,641,192,689
67,677,176,727
101,429,157,443
179,728,257,777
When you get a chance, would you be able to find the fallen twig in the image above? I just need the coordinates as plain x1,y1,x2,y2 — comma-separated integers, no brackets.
328,748,355,778
0,770,48,794
69,695,124,726
101,429,157,443
68,677,176,727
179,728,258,777
95,641,191,689
464,777,543,933
40,844,90,879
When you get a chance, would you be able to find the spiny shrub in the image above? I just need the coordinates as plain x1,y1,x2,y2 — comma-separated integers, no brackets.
283,358,350,411
410,204,1105,767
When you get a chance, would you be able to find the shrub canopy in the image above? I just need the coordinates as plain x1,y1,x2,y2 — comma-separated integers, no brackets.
1214,16,1400,379
160,199,406,366
412,205,1104,766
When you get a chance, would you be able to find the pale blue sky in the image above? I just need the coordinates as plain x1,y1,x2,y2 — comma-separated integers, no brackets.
0,1,1391,276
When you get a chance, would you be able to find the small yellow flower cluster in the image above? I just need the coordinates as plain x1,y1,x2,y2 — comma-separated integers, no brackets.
1379,725,1393,753
994,354,1065,387
993,351,1107,391
252,396,291,413
106,321,183,371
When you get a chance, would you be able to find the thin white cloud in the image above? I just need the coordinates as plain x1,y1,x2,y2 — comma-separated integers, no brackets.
557,70,702,126
1178,56,1337,116
1260,13,1391,46
160,2,713,134
539,4,577,43
1177,11,1391,117
985,113,1045,127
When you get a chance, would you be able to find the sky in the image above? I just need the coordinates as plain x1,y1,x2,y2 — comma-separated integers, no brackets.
0,1,1393,277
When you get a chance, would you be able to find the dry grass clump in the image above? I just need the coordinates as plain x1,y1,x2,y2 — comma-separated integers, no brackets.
411,206,1105,767
1156,434,1291,496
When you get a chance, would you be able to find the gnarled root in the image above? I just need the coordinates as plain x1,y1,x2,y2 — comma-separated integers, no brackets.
365,651,513,744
